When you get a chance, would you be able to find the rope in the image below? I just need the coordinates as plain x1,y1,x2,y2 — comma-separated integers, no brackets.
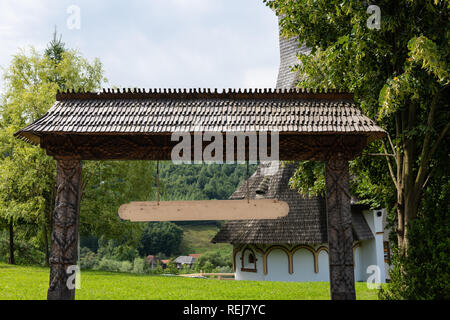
156,160,160,205
246,161,249,203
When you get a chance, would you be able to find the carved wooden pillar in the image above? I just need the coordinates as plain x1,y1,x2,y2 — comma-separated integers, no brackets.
47,159,82,300
325,154,356,300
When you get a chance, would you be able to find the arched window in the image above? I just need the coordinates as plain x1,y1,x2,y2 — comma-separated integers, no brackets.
241,247,257,272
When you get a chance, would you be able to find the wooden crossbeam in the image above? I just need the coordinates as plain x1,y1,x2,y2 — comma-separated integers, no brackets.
118,199,289,222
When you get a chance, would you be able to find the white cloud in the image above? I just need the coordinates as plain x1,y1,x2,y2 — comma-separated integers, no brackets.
243,67,278,88
0,0,280,91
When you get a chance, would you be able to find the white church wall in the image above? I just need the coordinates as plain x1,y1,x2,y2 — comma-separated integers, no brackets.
362,209,387,283
234,241,383,283
316,250,330,281
234,247,265,281
354,246,362,281
265,249,291,282
292,249,316,281
357,239,378,282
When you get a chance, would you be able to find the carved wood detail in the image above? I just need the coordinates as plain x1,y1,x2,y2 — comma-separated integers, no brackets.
47,160,82,300
41,134,368,161
325,148,356,300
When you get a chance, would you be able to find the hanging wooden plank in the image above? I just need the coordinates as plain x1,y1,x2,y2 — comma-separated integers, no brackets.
118,199,289,222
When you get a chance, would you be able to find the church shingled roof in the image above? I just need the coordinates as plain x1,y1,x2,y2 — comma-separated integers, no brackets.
211,162,374,245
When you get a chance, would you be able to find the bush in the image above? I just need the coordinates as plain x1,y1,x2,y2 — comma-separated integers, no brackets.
164,262,179,275
151,263,163,275
138,222,183,257
131,257,150,274
93,257,132,273
194,250,232,273
215,265,233,273
0,231,45,265
79,247,99,270
119,261,133,273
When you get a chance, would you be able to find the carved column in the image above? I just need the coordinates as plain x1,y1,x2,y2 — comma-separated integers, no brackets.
325,153,356,300
47,159,82,300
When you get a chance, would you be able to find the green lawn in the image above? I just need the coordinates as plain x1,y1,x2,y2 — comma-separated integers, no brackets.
0,263,380,300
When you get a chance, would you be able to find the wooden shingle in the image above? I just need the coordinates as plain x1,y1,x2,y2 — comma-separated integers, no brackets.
15,88,385,145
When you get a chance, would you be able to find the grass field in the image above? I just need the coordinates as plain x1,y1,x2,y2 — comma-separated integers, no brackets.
0,263,380,300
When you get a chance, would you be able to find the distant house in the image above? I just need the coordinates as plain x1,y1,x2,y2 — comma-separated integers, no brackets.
146,256,173,270
174,255,197,269
189,254,201,259
146,255,161,269
161,259,171,270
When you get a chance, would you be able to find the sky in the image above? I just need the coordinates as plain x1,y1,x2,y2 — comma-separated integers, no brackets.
0,0,280,91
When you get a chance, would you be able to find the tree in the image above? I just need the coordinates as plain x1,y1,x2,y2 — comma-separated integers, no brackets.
45,27,66,63
79,160,156,244
138,222,183,257
381,164,450,299
266,0,449,257
0,37,105,264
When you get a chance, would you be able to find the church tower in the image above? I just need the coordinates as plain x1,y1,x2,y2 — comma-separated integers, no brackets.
275,16,310,89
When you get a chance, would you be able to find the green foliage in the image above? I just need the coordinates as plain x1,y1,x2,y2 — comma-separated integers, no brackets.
138,222,183,257
289,161,325,197
96,237,139,262
379,35,449,120
80,161,156,242
265,1,449,205
381,169,450,300
79,247,98,270
266,0,449,299
79,240,150,274
45,28,66,64
164,261,180,275
131,257,150,274
194,250,232,273
266,0,449,204
93,257,133,273
0,230,45,265
158,162,257,201
0,40,106,265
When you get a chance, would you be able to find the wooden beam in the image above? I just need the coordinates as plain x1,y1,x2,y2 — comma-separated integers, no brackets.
118,199,289,222
47,160,81,300
41,134,369,161
325,156,356,300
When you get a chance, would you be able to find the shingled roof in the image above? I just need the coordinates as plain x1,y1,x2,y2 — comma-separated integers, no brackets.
15,88,385,145
211,162,374,245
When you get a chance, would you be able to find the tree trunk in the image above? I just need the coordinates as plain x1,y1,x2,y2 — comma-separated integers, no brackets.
396,102,418,256
8,220,15,265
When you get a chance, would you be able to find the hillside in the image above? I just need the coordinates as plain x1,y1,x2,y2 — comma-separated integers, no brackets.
158,162,257,201
179,224,231,256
